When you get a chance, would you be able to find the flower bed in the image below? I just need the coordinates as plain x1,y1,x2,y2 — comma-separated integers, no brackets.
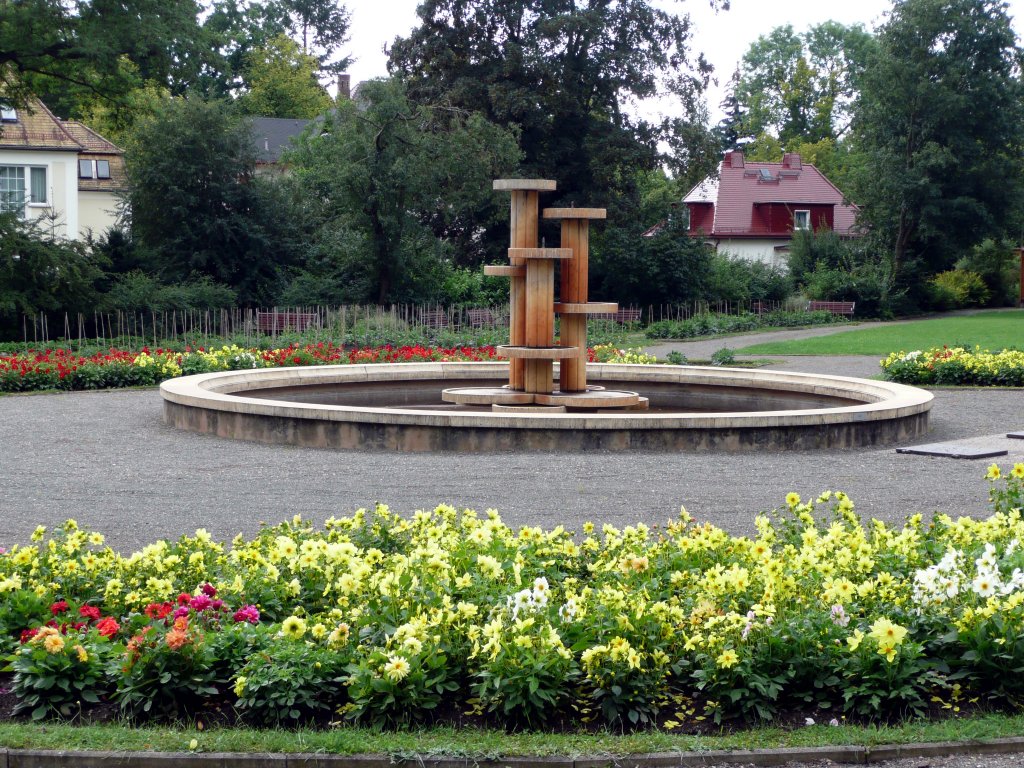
881,346,1024,386
2,469,1024,729
0,343,661,394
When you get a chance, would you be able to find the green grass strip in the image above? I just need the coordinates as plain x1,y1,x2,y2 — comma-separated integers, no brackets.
1,713,1023,756
735,311,1024,356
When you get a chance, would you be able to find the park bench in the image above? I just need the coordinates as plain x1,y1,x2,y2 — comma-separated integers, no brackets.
806,300,856,317
420,309,451,329
592,308,642,324
255,311,321,333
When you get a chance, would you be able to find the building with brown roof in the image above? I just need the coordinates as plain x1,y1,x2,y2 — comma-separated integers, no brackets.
678,151,861,268
0,97,126,240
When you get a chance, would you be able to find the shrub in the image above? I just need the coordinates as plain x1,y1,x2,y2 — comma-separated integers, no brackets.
928,270,990,309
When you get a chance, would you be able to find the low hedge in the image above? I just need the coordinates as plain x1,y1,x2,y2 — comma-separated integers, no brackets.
645,311,847,340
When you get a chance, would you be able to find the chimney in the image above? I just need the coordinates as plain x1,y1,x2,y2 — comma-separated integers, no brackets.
337,73,351,101
782,153,802,170
726,150,745,168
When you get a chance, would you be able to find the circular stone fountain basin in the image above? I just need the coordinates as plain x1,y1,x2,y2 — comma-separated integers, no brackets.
160,362,933,452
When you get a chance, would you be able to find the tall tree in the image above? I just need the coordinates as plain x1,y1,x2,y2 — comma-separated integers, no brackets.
1,0,208,113
124,98,297,304
851,0,1024,277
388,0,717,212
286,78,521,304
237,35,334,118
738,22,875,145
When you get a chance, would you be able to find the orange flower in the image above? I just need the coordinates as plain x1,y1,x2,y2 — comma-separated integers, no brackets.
165,628,188,650
173,616,188,632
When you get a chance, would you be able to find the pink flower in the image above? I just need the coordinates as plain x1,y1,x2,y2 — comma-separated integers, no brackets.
200,583,217,597
232,605,260,624
190,595,213,612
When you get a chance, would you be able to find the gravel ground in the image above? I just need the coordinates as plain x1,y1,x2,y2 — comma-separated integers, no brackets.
0,380,1021,553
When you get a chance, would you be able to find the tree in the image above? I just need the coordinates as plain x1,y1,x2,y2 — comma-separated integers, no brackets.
389,0,717,210
279,0,351,76
286,78,521,304
0,213,106,327
737,22,875,145
851,0,1024,279
124,97,298,304
714,66,749,151
237,35,334,118
1,0,208,113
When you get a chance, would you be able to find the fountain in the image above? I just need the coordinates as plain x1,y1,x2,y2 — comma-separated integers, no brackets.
161,178,933,452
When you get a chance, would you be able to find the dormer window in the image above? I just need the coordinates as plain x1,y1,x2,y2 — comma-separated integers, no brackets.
793,210,811,231
96,160,110,179
79,159,94,178
0,105,16,122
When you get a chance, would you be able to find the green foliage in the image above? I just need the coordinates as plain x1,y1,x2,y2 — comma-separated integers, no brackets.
592,216,714,305
707,254,792,303
737,22,876,145
956,239,1020,307
347,645,460,726
236,635,346,726
287,77,521,304
116,621,220,720
645,310,845,340
125,97,298,304
851,0,1024,279
102,271,237,313
237,35,334,119
1,0,208,116
928,270,990,309
710,347,736,366
9,630,114,721
0,214,107,327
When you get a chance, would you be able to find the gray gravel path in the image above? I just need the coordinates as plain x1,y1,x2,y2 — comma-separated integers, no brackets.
0,382,1021,553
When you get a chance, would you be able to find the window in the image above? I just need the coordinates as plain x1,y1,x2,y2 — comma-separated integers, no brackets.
29,167,47,204
0,105,16,122
793,210,811,231
96,159,110,179
79,159,94,178
0,166,26,215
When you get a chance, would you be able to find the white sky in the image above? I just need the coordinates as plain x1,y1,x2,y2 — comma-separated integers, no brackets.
342,0,1024,122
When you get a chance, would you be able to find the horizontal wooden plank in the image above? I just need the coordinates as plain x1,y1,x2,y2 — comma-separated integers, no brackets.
507,247,574,260
483,265,526,277
497,345,580,360
542,207,607,220
493,179,557,191
554,302,619,314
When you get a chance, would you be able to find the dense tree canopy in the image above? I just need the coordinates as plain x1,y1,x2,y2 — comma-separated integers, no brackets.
0,0,207,113
851,0,1024,277
286,77,522,304
737,22,876,146
389,0,718,210
236,35,334,118
124,98,297,304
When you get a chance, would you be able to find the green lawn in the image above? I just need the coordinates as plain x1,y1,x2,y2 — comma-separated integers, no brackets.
0,712,1022,756
735,310,1024,356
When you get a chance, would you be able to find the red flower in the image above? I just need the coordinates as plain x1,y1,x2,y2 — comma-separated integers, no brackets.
144,602,174,620
95,617,120,638
50,600,69,616
79,605,101,621
177,593,192,606
20,628,38,644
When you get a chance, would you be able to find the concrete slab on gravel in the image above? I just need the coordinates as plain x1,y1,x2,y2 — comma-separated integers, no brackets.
895,442,1008,459
1009,431,1024,439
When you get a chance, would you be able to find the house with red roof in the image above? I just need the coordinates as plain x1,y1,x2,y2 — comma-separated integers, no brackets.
0,97,125,240
680,150,860,268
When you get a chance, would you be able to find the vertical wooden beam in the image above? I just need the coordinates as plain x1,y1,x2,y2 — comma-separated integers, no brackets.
560,219,590,392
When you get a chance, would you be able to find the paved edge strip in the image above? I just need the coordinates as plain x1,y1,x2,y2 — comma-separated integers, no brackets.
6,738,1024,768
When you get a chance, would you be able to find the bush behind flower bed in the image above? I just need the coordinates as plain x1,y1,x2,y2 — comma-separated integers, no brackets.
880,346,1024,386
644,311,847,341
3,468,1024,730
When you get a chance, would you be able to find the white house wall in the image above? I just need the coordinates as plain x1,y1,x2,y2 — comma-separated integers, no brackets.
78,190,120,238
713,238,790,270
0,148,78,239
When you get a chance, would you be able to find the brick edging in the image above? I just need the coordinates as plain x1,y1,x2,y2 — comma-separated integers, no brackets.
4,738,1024,768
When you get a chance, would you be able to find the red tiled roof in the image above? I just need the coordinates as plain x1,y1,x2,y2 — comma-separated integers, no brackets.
684,153,859,236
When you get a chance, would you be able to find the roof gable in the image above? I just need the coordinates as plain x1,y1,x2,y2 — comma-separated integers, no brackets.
689,153,859,236
0,97,82,151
